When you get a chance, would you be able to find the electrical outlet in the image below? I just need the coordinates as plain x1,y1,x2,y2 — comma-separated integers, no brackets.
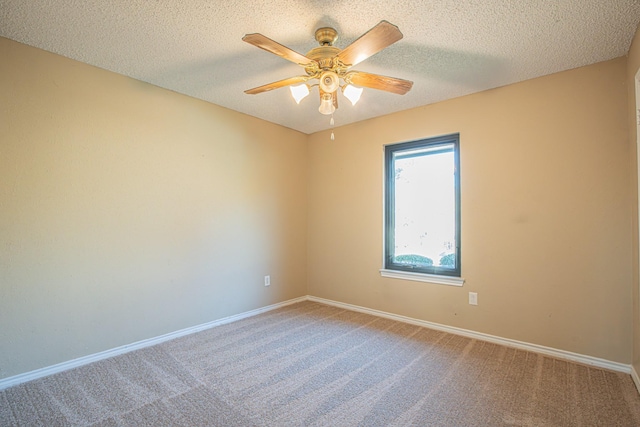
264,275,270,287
469,292,478,305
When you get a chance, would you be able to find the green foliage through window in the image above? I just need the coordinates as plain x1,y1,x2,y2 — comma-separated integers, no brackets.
394,254,434,267
439,253,455,267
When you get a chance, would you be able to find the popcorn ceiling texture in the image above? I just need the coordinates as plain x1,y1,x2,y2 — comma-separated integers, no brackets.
1,0,639,134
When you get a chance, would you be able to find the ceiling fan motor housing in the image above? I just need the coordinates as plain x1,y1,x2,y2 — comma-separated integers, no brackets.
306,46,340,68
306,41,344,92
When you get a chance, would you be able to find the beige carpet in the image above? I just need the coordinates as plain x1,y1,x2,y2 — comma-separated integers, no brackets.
2,301,640,426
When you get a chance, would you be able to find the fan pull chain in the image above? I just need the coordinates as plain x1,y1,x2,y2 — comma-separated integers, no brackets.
330,114,335,140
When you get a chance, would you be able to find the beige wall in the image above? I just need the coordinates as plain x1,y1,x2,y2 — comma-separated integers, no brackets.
0,37,308,379
2,32,637,380
308,57,632,363
629,23,640,375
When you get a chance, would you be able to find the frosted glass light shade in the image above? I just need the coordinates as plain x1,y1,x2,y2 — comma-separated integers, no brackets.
318,95,335,115
290,84,310,104
343,84,363,105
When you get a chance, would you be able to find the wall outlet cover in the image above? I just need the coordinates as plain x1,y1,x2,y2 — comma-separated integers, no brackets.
469,292,478,305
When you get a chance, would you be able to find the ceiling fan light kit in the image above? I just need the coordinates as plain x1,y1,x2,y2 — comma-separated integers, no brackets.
290,84,310,104
342,84,363,106
319,71,340,93
242,20,413,119
319,93,336,115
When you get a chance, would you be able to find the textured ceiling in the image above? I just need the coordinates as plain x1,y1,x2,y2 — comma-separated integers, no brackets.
2,1,639,134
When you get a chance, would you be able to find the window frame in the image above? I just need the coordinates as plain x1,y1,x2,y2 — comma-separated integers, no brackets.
382,133,462,282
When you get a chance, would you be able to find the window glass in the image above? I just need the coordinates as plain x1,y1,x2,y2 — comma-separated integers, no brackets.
385,134,460,277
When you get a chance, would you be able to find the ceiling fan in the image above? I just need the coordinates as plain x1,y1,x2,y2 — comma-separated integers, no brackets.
242,20,413,116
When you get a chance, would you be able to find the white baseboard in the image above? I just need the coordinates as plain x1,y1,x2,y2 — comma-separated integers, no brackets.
1,294,633,392
0,296,307,391
307,296,632,375
632,365,640,394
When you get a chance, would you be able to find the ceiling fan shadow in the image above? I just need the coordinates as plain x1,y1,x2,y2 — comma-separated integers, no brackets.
360,43,508,90
143,50,302,96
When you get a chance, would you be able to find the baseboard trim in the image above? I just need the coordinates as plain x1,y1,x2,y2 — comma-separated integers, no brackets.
0,296,307,391
307,296,632,375
1,294,632,391
632,365,640,394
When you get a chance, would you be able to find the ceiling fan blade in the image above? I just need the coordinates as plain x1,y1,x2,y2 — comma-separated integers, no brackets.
346,71,413,95
336,20,403,67
245,75,312,95
242,33,314,67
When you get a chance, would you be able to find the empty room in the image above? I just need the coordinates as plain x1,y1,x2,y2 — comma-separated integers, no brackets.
2,1,640,425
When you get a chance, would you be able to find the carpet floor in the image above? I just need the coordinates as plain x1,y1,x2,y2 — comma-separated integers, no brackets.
2,301,640,426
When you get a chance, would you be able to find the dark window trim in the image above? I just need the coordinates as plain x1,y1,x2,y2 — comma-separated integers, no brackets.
384,133,461,277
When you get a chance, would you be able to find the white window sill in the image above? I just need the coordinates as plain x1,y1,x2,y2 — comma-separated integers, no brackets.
379,269,465,287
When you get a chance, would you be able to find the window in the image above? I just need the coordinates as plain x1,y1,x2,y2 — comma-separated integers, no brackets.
382,133,461,285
